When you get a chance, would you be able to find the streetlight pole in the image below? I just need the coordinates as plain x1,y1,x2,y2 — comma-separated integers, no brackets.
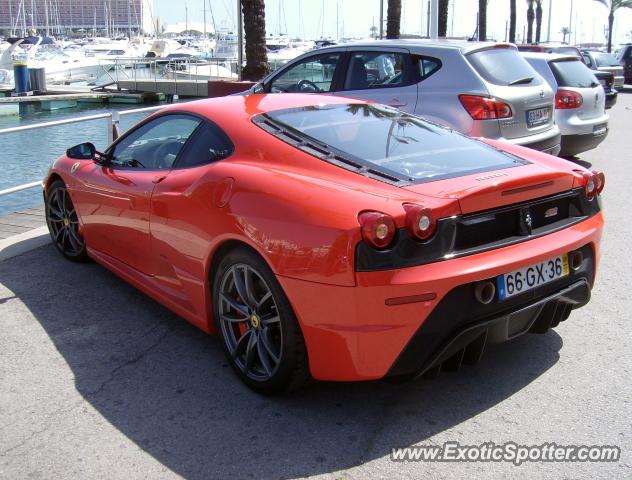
546,0,553,42
237,0,243,80
379,0,384,39
429,0,438,39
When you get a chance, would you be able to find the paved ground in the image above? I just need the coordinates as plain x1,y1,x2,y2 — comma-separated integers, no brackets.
1,94,631,480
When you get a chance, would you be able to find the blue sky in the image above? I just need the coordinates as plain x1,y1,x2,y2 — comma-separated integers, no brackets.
153,0,632,45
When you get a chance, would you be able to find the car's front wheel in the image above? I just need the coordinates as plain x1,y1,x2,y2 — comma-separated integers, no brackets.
45,179,88,262
213,248,310,394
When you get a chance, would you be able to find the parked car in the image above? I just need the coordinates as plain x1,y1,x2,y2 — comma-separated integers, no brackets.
615,44,632,84
592,70,618,109
518,43,620,102
522,53,609,157
46,94,605,393
580,50,625,88
249,40,562,156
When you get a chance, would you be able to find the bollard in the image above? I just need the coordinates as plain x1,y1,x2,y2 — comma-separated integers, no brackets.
13,62,30,96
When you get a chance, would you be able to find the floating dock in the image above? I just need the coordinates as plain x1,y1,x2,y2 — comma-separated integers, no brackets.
0,87,165,115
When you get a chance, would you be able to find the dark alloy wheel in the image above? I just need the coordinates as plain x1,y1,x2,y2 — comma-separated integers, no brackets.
213,249,309,394
45,180,88,262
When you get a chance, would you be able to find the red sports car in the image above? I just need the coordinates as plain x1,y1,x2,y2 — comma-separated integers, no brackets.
44,94,604,394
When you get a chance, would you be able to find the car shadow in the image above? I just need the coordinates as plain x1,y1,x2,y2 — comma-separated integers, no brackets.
0,246,564,479
561,156,593,169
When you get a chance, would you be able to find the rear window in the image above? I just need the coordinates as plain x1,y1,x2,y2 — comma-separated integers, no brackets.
593,52,620,67
467,47,543,86
257,104,525,184
549,59,598,88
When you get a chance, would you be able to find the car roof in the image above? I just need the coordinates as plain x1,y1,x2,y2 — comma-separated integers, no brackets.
309,39,517,55
160,93,367,121
521,51,581,63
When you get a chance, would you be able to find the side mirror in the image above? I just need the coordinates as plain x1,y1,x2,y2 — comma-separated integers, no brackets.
66,142,96,160
253,82,265,94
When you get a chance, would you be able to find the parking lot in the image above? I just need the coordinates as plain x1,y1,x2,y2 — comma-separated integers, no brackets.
1,92,631,480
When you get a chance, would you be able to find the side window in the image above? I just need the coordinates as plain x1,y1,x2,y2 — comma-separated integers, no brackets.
108,115,201,170
174,122,234,169
418,56,442,79
269,53,342,93
343,52,408,90
582,54,593,67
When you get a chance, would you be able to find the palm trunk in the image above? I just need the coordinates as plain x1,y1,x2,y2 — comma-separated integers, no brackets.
526,0,534,43
509,0,516,43
386,0,402,39
607,11,614,53
240,0,268,81
438,0,449,37
535,0,543,43
478,0,487,41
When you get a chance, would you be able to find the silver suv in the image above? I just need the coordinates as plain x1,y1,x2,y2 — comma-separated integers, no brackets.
523,52,608,157
250,40,561,155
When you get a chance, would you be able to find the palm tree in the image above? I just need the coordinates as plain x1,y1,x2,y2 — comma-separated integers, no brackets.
386,0,402,39
526,0,535,43
509,0,517,42
439,0,450,37
240,0,268,81
478,0,487,40
560,26,571,43
594,0,632,52
535,0,543,42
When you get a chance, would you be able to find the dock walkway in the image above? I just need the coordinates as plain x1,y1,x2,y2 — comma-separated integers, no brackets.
0,205,45,239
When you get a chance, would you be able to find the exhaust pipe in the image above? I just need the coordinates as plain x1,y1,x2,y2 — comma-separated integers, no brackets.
570,250,583,271
474,280,496,305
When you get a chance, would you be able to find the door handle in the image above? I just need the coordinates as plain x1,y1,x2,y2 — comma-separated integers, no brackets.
152,175,167,184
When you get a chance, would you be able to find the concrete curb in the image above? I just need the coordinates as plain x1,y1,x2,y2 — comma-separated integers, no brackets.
0,226,50,262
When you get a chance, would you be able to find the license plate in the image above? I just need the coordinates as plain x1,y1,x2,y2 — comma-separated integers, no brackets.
593,123,607,136
496,254,569,300
526,107,551,127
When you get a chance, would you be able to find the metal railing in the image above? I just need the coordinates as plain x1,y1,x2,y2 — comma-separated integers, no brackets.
0,103,170,198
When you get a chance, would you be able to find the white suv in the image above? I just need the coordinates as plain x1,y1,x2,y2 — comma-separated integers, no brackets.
523,53,609,157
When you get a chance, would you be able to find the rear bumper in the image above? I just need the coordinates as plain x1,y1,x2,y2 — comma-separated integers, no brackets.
278,213,603,381
387,273,591,379
560,130,608,157
605,90,618,110
502,128,561,156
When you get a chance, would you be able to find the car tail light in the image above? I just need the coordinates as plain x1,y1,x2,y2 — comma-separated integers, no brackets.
555,90,583,109
458,95,513,120
358,211,396,249
403,203,437,240
594,170,606,194
582,171,605,199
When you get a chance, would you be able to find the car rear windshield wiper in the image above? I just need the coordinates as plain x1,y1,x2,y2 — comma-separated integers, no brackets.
508,76,534,85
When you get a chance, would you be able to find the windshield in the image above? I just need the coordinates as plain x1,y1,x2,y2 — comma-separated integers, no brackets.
594,52,620,67
259,104,525,184
550,59,598,88
467,47,543,86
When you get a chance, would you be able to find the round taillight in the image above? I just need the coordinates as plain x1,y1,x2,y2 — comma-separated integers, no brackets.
403,203,437,240
593,170,606,194
583,171,597,199
358,211,396,249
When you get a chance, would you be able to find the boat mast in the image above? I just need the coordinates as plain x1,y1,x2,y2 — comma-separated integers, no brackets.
44,0,49,36
8,0,14,37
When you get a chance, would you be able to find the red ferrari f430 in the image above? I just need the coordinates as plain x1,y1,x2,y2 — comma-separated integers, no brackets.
44,94,604,393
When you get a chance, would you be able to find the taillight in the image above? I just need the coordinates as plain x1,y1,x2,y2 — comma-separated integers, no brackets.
358,211,396,249
594,170,606,194
555,89,583,109
403,203,437,241
582,170,605,199
458,94,513,120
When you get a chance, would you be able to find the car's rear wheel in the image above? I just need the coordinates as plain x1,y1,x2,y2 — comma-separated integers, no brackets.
213,248,310,394
45,179,88,262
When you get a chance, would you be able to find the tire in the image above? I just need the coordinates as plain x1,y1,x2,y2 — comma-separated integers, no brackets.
45,179,88,262
213,248,310,394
